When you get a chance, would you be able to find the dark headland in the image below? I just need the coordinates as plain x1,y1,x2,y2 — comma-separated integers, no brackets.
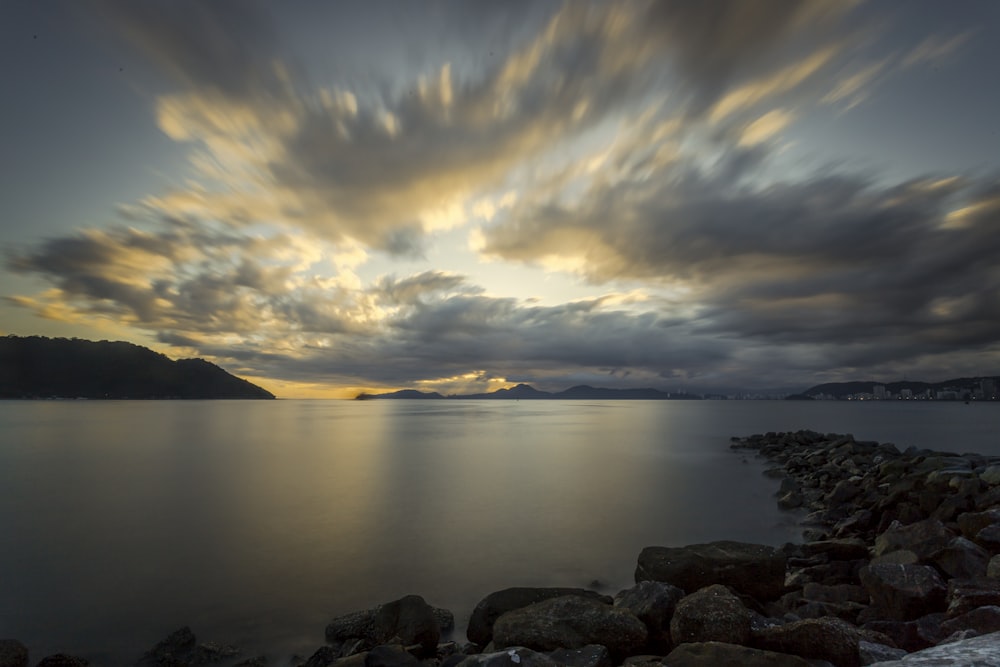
357,383,702,400
9,431,1000,666
0,335,274,399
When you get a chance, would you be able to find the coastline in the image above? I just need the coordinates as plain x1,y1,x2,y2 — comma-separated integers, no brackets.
7,430,1000,666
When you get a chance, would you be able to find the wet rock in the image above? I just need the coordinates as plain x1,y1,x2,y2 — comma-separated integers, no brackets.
862,629,1000,665
974,524,1000,551
545,644,610,667
859,564,947,621
663,641,812,666
669,584,751,646
636,541,787,601
491,595,646,657
302,645,339,667
750,617,867,667
467,588,611,646
614,581,684,652
959,509,1000,539
0,640,28,667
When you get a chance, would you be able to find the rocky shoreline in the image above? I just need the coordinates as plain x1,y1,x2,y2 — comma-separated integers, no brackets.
5,430,1000,667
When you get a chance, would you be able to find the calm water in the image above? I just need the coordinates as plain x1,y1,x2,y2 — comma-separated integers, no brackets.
1,399,997,663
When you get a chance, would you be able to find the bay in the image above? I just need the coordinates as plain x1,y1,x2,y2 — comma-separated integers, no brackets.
0,399,996,663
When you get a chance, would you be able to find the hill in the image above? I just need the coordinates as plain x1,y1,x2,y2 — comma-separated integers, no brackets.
0,335,274,399
357,383,702,400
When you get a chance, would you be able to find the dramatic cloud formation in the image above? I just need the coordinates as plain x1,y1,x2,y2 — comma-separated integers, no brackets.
2,0,998,395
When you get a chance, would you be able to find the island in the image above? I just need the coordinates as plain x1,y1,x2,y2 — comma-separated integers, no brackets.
0,335,274,399
356,383,702,400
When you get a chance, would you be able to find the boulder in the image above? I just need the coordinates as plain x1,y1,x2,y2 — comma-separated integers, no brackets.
861,614,947,653
957,510,1000,540
545,645,611,667
929,536,990,579
447,648,560,667
750,617,869,667
859,564,947,621
800,539,870,562
981,466,1000,486
989,555,1000,579
491,595,647,657
326,596,443,652
946,578,1000,617
133,626,236,666
663,641,812,666
467,588,611,646
862,629,1000,665
975,524,1000,551
669,585,751,646
0,640,28,667
636,542,787,601
614,581,684,651
873,519,954,561
858,641,906,665
940,605,1000,637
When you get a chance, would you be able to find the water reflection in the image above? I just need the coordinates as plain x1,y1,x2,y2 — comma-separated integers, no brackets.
0,399,995,662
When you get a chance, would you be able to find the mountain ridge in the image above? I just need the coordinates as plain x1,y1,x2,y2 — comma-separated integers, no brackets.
356,383,702,400
0,335,274,399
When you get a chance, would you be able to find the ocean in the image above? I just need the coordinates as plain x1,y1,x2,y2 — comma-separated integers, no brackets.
0,399,996,663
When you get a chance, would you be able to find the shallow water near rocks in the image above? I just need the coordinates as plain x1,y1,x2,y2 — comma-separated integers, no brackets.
0,399,996,663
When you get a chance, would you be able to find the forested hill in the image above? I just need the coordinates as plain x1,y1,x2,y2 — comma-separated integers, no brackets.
0,335,274,399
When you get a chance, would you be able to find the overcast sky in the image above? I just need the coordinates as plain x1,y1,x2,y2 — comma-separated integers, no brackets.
2,0,999,397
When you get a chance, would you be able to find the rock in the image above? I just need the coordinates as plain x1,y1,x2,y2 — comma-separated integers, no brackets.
873,519,954,561
929,536,990,579
863,629,1000,665
801,583,868,605
636,541,787,601
989,555,1000,579
778,490,804,510
364,645,419,667
980,466,1000,486
614,581,684,651
34,657,89,667
136,626,196,666
233,658,268,667
0,640,28,667
620,655,662,667
750,617,868,667
957,509,1000,540
327,596,442,653
545,645,611,667
467,588,611,646
946,578,1000,617
940,605,1000,637
663,641,813,666
870,551,918,566
828,479,864,505
669,585,751,646
859,564,947,621
451,647,559,667
491,595,647,657
371,595,440,652
801,539,870,562
303,645,339,667
861,615,947,653
975,524,1000,551
858,641,906,665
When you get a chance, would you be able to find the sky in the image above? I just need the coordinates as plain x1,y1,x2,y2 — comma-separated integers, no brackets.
2,0,999,398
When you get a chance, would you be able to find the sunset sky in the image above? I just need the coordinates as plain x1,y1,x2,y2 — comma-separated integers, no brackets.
2,1,999,398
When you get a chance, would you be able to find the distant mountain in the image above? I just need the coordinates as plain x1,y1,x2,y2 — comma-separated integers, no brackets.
802,376,998,400
0,335,274,399
357,382,702,400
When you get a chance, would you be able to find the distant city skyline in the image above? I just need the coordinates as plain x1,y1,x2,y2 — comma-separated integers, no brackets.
2,1,999,397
